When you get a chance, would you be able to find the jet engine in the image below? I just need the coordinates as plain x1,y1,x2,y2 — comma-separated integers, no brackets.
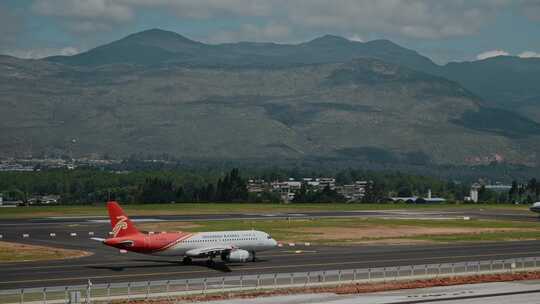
221,249,251,262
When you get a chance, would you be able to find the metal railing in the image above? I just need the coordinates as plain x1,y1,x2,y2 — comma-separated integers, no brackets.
1,256,539,304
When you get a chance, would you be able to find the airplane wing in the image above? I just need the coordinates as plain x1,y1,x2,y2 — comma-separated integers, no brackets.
185,245,234,257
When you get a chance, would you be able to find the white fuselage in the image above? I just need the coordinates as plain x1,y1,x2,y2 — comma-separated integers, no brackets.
155,230,277,256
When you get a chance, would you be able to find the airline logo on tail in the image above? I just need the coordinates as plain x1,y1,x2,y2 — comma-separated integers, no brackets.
107,201,141,237
112,215,128,237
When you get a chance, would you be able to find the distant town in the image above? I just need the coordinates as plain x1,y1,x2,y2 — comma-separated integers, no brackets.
0,158,530,207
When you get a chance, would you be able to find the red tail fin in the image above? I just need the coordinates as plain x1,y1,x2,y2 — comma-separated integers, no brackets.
107,201,141,237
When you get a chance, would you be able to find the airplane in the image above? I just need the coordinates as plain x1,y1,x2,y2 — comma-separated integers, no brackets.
530,202,540,213
92,201,278,265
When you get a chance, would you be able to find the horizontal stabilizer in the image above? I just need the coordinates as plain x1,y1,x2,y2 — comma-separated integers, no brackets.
90,237,106,242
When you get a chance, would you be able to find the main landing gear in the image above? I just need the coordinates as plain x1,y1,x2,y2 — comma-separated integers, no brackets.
182,257,192,265
206,253,217,266
251,251,256,262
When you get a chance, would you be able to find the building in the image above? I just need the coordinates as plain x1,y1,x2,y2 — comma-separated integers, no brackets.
318,178,336,190
0,162,34,172
336,181,369,202
467,182,511,203
0,200,22,207
247,179,268,194
271,180,302,202
27,195,61,205
246,176,357,203
389,189,446,204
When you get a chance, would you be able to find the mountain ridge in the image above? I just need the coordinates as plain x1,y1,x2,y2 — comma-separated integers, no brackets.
40,29,540,113
44,29,438,71
2,29,540,167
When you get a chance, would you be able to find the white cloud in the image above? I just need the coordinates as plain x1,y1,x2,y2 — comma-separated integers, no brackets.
6,47,80,59
32,0,133,21
29,0,512,40
348,34,364,42
519,51,540,58
519,0,540,21
207,23,291,43
31,0,134,33
0,4,22,51
285,0,507,39
476,49,510,60
125,0,272,19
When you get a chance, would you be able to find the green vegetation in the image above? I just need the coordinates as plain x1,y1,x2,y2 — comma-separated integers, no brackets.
4,29,540,170
139,217,540,245
4,40,540,168
0,167,473,204
2,164,539,208
453,107,540,137
0,202,530,219
0,168,247,204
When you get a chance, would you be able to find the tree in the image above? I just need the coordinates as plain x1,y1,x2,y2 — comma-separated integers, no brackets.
362,181,386,203
397,187,413,197
139,177,176,203
215,168,248,202
509,180,519,202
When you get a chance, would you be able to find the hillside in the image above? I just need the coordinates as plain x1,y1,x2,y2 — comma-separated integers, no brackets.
3,50,540,166
436,56,540,123
2,29,540,166
45,30,540,120
45,29,438,72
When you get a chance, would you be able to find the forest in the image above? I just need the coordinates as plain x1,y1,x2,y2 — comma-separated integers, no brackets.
0,167,535,204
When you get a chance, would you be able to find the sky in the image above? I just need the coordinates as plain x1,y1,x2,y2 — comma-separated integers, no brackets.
1,0,540,64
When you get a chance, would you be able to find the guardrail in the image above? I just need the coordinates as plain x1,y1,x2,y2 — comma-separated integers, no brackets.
1,256,539,304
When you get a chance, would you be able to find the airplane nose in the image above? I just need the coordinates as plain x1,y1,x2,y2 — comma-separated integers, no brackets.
271,239,278,247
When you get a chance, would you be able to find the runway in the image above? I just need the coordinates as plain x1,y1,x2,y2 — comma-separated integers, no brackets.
0,207,538,226
1,209,539,290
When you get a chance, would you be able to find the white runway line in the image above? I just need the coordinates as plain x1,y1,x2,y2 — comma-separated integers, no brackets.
89,218,165,223
22,233,29,238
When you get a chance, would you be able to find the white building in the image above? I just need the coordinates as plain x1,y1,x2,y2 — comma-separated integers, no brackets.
337,181,369,202
468,183,511,203
271,180,302,202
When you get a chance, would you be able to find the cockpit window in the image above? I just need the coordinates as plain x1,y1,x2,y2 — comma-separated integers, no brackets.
267,235,272,239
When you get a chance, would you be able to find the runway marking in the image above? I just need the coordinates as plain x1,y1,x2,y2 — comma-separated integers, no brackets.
0,251,321,271
2,241,539,271
2,250,540,286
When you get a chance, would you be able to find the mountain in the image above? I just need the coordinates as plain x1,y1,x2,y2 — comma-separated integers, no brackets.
45,29,438,72
47,29,204,67
2,29,540,167
3,52,540,166
435,56,540,123
46,30,540,117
